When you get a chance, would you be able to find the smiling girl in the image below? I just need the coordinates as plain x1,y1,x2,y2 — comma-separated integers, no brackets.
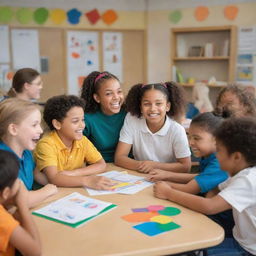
114,82,191,173
81,71,126,163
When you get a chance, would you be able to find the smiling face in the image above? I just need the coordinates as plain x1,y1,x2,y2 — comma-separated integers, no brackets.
140,89,170,132
23,75,43,100
93,78,124,115
54,106,85,147
188,124,216,158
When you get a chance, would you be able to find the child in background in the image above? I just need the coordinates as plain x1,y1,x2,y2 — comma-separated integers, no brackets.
7,68,43,101
215,84,256,118
0,98,57,208
0,150,41,256
81,71,126,163
154,117,256,256
34,95,114,189
115,82,191,173
148,112,228,195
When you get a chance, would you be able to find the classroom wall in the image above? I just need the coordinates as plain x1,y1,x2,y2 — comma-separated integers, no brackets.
147,2,256,83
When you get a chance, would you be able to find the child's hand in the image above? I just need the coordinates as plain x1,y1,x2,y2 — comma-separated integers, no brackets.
14,181,29,208
147,169,170,182
138,161,155,173
153,181,171,200
42,184,58,196
84,176,115,190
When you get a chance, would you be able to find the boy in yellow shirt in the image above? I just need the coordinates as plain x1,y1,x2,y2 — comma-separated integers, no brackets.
34,95,114,190
0,150,41,256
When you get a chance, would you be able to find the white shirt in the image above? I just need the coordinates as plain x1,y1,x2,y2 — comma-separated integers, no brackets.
119,113,191,162
219,167,256,255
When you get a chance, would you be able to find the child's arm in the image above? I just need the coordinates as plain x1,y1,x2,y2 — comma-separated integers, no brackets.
10,181,41,256
153,181,231,215
165,180,201,194
34,167,48,185
60,158,106,176
43,166,114,190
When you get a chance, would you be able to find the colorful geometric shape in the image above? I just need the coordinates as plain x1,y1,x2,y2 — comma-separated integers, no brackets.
50,9,66,25
169,10,182,24
150,215,172,224
132,208,149,213
147,205,165,212
102,9,118,25
122,212,158,223
158,207,181,216
0,6,13,23
16,8,33,24
224,5,238,20
133,222,165,236
85,9,100,25
34,7,49,24
194,6,209,21
67,8,82,25
158,222,181,232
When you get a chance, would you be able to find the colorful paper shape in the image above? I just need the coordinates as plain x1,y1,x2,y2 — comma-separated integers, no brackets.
158,207,181,216
102,9,118,25
50,9,66,25
34,8,49,24
67,8,82,25
224,5,238,20
78,76,86,89
169,10,182,24
132,208,149,213
0,7,13,23
85,9,100,25
147,205,165,212
194,6,209,21
133,222,166,236
150,215,172,224
16,8,33,24
122,212,158,223
158,222,181,232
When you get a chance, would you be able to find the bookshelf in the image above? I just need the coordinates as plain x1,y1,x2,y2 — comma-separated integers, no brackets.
171,26,237,103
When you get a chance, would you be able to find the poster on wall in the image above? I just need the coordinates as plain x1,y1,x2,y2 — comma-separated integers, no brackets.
236,27,256,86
103,32,122,81
0,25,10,63
11,29,40,71
67,31,99,95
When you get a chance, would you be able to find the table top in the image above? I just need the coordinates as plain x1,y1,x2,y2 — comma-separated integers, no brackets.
32,164,224,256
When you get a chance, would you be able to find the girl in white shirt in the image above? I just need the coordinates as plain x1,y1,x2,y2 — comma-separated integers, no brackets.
114,82,191,173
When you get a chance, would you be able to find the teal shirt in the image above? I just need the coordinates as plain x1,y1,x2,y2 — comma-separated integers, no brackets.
83,109,126,163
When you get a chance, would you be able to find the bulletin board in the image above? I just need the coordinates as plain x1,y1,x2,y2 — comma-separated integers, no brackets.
4,26,146,101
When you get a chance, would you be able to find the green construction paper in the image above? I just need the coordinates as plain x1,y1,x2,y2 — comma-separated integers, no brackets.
158,221,181,231
16,8,33,24
158,207,181,216
169,10,182,24
34,7,49,24
33,204,116,228
0,6,13,23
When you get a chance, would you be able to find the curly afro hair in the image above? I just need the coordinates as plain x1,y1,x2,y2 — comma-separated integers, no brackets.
44,95,85,130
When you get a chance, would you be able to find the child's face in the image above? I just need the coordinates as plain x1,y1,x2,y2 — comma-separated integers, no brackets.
140,89,170,130
24,75,43,100
14,109,43,151
188,124,216,158
93,78,124,115
56,106,85,145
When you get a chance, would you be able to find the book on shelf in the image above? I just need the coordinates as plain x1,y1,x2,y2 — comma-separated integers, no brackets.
32,192,117,228
204,43,214,57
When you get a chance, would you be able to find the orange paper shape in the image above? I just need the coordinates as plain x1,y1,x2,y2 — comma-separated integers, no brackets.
72,52,80,58
224,5,238,20
102,9,118,25
78,76,86,88
195,6,209,21
85,9,100,25
122,212,158,223
6,71,14,80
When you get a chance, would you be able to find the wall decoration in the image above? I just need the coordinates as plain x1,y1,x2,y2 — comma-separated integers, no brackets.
34,7,49,24
169,10,182,24
50,9,66,25
67,31,99,95
16,8,33,24
103,32,122,81
67,8,82,25
194,6,209,21
224,5,238,20
85,9,100,25
0,6,13,23
102,9,118,25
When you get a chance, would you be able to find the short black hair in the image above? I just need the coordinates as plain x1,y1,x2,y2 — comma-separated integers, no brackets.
44,95,85,130
0,150,19,190
214,117,256,166
191,112,223,134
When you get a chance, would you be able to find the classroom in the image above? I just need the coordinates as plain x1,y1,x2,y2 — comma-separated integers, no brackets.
0,0,256,256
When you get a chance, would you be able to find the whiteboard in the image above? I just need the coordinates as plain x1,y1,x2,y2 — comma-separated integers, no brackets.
11,29,40,71
0,25,10,63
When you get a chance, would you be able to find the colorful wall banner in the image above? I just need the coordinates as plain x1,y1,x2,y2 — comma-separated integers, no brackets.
34,8,49,24
169,10,182,24
50,9,66,25
102,9,118,25
16,8,33,24
0,6,13,23
85,9,100,25
224,5,238,20
194,6,209,21
67,8,82,25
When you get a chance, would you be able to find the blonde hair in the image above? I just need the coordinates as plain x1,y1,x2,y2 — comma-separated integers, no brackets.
0,98,39,139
